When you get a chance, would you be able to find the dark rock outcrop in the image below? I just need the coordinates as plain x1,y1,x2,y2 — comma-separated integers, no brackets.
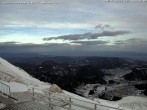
75,65,106,84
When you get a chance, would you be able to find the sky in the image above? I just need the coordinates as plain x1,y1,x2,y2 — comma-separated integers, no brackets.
0,0,147,56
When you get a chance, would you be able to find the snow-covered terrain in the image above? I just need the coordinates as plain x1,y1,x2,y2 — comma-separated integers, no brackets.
0,57,51,91
102,68,131,82
0,57,147,110
94,96,147,110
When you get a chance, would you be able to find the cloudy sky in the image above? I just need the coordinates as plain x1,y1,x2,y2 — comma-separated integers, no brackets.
0,0,147,56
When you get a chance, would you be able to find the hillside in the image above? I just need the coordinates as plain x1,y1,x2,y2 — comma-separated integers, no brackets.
0,57,147,110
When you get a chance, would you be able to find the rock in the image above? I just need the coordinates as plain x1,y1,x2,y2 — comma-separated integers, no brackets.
144,89,147,96
135,84,147,90
49,84,63,93
112,96,122,101
108,80,115,84
124,67,147,81
89,90,94,95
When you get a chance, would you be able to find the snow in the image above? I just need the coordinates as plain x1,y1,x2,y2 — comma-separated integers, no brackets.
102,68,131,81
0,81,30,92
94,96,147,110
0,57,147,110
116,96,147,110
64,90,98,103
51,90,126,110
0,57,51,91
0,103,5,109
3,101,50,110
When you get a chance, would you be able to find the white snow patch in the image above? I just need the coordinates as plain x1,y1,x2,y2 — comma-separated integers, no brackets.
94,96,147,110
0,57,51,92
116,96,147,110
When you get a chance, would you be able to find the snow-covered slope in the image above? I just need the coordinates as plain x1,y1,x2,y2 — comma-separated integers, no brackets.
0,57,50,91
94,96,147,110
116,96,147,110
0,57,147,110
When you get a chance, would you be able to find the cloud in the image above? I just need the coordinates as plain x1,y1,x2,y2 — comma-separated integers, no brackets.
0,0,147,56
126,38,147,44
71,40,109,45
0,42,69,46
0,42,78,55
0,42,73,48
0,0,147,39
114,40,125,45
95,24,112,30
114,38,147,45
0,41,20,45
113,38,147,52
43,30,131,41
1,38,147,56
0,22,93,30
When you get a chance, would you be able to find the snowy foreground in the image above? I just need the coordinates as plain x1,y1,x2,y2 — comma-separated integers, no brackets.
0,57,147,110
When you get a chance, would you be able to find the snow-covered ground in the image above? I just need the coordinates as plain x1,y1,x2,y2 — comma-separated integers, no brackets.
95,96,147,110
102,68,131,83
0,57,147,110
0,57,51,91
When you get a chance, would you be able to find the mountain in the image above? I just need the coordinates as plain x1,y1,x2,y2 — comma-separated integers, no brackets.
16,56,147,94
124,67,147,80
29,60,106,92
0,57,147,110
8,56,147,100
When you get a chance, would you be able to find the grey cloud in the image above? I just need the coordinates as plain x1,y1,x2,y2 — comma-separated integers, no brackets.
0,42,78,55
114,38,147,46
43,34,83,41
0,42,70,47
1,38,147,55
0,41,20,45
71,40,109,45
95,24,112,30
113,38,147,52
96,30,130,38
126,38,147,44
0,0,147,34
114,40,125,45
0,0,104,29
43,30,131,41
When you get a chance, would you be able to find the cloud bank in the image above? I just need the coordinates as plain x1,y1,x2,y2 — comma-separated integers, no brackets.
43,30,131,41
